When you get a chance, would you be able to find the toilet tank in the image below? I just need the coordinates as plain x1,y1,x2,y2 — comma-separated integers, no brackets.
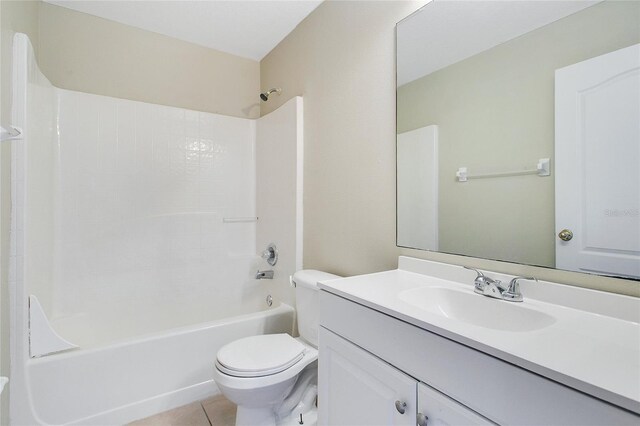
292,270,340,347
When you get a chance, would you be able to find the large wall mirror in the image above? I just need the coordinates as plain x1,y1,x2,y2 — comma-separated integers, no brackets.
396,0,640,280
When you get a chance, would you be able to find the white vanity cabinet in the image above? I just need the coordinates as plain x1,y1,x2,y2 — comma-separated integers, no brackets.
417,382,493,426
318,326,493,426
318,327,415,425
318,289,639,425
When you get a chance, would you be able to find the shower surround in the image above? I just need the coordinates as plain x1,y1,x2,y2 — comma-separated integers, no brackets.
9,34,303,424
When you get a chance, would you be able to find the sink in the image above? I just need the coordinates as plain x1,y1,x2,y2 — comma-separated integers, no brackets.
319,257,640,413
398,287,556,332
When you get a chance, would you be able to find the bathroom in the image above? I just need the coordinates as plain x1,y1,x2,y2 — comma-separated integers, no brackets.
0,0,638,425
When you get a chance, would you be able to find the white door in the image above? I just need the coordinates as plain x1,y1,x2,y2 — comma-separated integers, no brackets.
397,125,439,251
555,44,640,278
417,382,494,426
318,327,416,426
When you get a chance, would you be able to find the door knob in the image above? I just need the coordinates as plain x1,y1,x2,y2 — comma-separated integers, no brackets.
558,229,573,241
394,400,407,414
417,412,429,426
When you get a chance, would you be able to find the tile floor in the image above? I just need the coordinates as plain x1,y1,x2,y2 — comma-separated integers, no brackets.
129,394,236,426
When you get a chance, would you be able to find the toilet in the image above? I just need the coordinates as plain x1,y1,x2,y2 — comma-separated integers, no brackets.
213,270,340,426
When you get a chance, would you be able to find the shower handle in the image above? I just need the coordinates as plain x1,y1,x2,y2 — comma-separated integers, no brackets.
261,243,278,266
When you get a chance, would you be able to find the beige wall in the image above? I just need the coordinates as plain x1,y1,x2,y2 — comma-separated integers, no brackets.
1,2,40,423
261,0,639,297
397,1,640,269
261,0,426,276
38,2,260,119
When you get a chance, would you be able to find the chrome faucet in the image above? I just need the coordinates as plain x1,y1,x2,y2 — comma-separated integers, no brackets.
502,276,538,302
256,270,274,279
464,266,507,298
464,267,536,302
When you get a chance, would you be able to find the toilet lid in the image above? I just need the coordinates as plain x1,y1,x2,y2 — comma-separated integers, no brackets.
216,334,306,377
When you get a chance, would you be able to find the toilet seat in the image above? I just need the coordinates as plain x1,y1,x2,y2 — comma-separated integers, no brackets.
213,336,318,392
216,334,307,378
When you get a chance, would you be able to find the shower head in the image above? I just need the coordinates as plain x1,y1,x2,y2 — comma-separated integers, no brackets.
260,88,281,102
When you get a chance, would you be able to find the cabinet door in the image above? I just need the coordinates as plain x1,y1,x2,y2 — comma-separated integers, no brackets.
417,383,494,426
318,327,416,426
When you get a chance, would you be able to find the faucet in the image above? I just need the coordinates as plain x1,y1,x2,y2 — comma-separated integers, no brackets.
256,270,274,280
463,267,536,302
502,276,538,302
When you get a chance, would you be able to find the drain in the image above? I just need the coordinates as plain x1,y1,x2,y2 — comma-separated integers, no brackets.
266,294,273,307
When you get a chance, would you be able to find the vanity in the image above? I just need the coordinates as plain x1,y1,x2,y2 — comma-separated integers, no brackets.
317,257,640,425
317,2,640,423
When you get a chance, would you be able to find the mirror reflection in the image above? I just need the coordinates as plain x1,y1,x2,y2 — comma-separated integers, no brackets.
396,1,640,279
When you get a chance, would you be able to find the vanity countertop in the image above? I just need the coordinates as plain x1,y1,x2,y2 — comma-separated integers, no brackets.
318,257,640,414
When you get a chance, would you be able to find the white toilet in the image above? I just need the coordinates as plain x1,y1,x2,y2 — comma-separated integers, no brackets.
213,270,340,426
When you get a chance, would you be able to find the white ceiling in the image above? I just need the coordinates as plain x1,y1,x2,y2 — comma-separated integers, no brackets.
397,1,600,86
43,0,323,61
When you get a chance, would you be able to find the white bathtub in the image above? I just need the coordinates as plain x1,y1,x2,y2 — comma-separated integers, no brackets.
9,33,302,426
16,303,294,425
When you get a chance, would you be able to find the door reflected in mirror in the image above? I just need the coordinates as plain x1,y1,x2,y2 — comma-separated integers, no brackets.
396,0,640,279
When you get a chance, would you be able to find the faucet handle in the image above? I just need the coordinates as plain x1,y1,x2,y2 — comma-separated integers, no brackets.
464,266,501,290
261,243,278,266
463,266,484,276
502,276,537,302
463,266,486,285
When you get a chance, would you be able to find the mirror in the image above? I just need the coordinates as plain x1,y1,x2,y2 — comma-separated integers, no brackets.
396,1,640,279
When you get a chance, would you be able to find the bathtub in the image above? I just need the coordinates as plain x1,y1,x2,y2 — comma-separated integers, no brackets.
15,302,294,425
9,33,302,426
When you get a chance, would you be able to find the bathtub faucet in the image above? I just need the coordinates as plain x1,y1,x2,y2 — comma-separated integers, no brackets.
256,270,274,279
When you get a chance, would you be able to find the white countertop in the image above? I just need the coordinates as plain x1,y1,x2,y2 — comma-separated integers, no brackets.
319,257,640,414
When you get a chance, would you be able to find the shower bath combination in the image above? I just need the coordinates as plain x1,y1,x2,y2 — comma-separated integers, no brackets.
260,87,282,101
10,33,304,425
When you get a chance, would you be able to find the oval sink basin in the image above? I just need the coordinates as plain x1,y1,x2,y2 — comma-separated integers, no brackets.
398,287,556,332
